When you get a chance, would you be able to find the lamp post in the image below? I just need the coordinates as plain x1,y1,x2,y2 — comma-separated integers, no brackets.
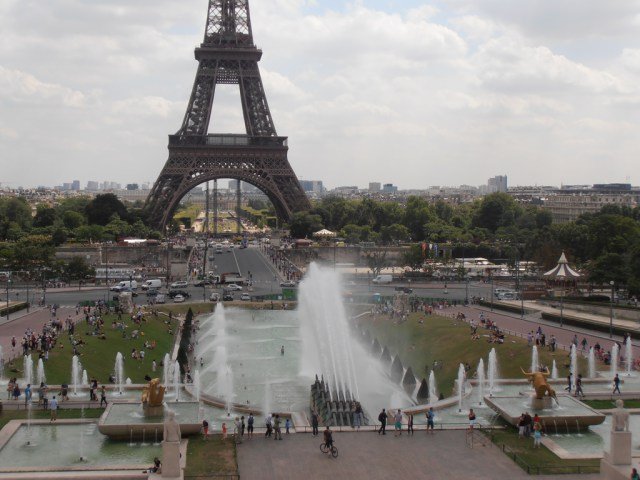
489,271,494,311
5,273,9,319
610,280,615,338
465,274,469,305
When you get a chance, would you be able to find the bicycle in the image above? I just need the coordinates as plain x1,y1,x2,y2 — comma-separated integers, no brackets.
320,442,339,458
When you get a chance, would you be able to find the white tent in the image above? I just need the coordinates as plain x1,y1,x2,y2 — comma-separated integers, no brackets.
313,229,337,238
543,252,581,279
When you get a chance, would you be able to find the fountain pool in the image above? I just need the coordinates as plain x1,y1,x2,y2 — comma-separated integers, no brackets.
0,422,160,470
196,302,412,415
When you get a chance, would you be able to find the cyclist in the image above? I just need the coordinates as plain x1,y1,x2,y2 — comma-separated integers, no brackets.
323,426,333,450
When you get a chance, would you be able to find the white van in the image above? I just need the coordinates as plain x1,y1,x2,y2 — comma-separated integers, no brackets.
110,280,138,292
372,274,393,284
141,279,162,290
209,292,220,302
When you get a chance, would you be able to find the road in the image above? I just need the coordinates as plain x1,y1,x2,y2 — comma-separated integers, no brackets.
9,246,285,307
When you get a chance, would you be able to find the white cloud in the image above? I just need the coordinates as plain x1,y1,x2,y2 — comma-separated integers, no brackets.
0,0,639,190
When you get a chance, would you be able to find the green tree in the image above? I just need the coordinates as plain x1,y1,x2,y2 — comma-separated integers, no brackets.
64,256,95,281
33,205,58,228
380,224,410,245
63,210,85,230
289,212,323,239
472,193,521,232
85,194,129,226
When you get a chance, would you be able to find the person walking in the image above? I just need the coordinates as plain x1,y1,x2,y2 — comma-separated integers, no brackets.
613,374,621,394
273,414,282,440
247,413,254,439
407,413,414,436
49,396,58,422
394,409,403,437
378,408,387,435
100,385,108,407
265,414,273,438
24,384,32,407
202,419,209,440
311,411,319,436
353,402,363,429
565,373,572,393
533,422,542,448
426,407,435,434
468,409,476,430
575,374,585,398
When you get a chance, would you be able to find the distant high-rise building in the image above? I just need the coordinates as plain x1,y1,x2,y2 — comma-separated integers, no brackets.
369,182,381,193
62,182,72,191
382,183,398,194
71,180,80,191
487,175,508,193
86,181,99,191
299,180,324,193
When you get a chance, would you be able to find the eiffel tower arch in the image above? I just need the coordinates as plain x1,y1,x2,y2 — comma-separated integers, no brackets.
145,0,310,230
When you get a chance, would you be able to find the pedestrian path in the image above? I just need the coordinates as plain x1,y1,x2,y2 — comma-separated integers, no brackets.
236,430,598,480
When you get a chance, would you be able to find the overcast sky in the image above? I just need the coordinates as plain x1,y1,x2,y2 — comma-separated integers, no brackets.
1,0,640,190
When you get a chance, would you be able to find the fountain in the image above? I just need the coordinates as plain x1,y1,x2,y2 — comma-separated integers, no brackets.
570,344,578,392
487,348,499,394
476,358,485,406
36,358,45,386
456,363,466,412
82,369,89,386
428,371,438,404
263,380,271,417
163,353,171,387
23,354,33,386
551,360,558,379
172,361,181,401
611,343,619,378
485,368,605,431
531,345,539,373
71,355,82,395
98,378,200,440
588,347,596,378
193,370,201,403
114,352,124,394
626,336,633,376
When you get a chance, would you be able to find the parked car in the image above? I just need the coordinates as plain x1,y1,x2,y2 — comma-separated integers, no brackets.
194,279,212,287
155,294,166,304
209,292,220,302
168,290,191,299
146,289,159,297
222,293,234,301
240,293,250,301
173,294,185,303
170,281,188,289
226,283,243,291
280,280,297,288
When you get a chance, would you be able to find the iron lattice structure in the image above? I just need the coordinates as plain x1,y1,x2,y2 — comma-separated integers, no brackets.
145,0,310,229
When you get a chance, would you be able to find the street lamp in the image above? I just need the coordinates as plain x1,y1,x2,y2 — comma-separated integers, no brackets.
5,273,9,320
610,280,615,338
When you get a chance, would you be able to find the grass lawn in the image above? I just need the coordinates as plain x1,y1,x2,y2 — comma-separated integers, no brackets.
28,312,178,386
185,435,238,477
361,312,590,397
582,399,640,409
0,408,103,430
487,428,600,474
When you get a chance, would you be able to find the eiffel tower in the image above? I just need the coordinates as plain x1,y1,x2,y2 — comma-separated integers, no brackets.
145,0,310,230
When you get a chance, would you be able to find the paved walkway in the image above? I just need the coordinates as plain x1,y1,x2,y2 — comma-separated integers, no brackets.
236,430,599,480
450,305,638,359
0,307,82,361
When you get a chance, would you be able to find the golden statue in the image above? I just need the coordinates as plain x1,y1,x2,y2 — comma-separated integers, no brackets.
521,368,557,401
142,378,166,407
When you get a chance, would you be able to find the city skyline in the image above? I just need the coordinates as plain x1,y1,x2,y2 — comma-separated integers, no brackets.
1,1,640,189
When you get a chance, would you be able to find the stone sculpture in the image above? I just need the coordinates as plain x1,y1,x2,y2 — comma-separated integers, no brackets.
612,399,629,432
